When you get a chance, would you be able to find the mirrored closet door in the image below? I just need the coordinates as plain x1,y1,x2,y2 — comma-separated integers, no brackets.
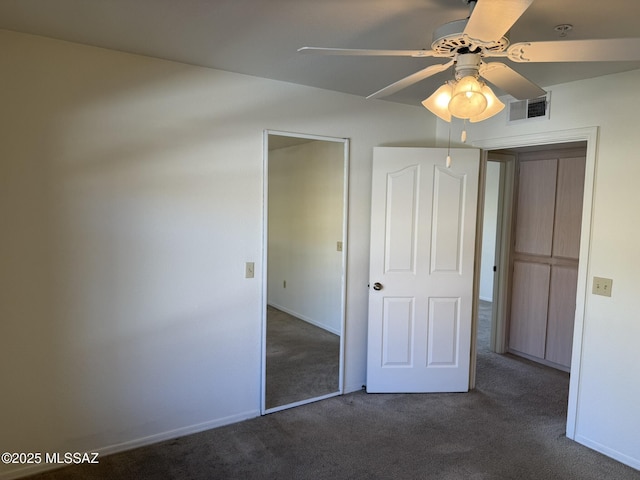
262,131,348,413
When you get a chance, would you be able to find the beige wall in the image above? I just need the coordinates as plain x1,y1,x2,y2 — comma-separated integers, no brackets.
0,30,435,478
479,161,500,301
268,140,345,334
438,70,640,469
2,25,639,477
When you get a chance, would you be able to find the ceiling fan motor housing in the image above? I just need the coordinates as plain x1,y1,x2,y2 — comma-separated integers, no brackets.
431,19,510,56
454,53,483,80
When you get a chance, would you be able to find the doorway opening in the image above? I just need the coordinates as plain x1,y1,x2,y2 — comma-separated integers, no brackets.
477,158,502,356
261,130,349,415
477,141,586,364
472,127,598,440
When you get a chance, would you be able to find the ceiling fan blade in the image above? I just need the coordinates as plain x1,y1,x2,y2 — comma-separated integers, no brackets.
366,61,454,100
480,62,546,100
297,47,435,58
464,0,533,43
504,38,640,62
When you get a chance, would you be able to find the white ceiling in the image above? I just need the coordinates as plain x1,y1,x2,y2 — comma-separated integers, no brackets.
2,0,640,106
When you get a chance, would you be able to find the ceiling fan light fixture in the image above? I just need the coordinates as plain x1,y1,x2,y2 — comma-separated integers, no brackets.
423,79,504,123
422,82,453,122
448,75,487,119
469,84,505,122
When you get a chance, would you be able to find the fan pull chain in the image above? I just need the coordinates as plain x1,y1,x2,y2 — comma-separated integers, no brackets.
446,124,452,168
461,119,467,143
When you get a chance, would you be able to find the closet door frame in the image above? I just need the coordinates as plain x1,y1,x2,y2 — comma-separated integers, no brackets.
472,127,598,441
507,147,586,371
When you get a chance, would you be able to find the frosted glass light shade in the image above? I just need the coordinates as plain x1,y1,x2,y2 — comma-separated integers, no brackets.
423,78,503,123
448,76,487,119
422,83,453,122
469,85,505,123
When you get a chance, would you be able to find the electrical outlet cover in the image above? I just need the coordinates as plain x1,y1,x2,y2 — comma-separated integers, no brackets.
592,276,612,297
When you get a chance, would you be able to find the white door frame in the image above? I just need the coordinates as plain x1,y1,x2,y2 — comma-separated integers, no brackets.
472,127,598,440
470,152,514,376
487,153,515,355
261,130,350,414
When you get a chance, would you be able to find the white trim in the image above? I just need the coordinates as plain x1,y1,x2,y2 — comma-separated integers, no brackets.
264,391,340,415
261,130,349,415
574,435,640,471
470,150,488,390
471,127,596,151
267,302,341,336
485,152,516,355
99,412,260,455
265,129,349,145
0,410,259,480
343,382,365,394
261,131,269,415
472,126,598,440
339,138,350,405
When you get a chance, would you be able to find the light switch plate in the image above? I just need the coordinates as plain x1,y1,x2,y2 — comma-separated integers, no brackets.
245,262,255,279
592,276,612,297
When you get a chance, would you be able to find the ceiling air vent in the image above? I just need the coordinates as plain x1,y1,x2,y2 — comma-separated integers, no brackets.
508,93,550,124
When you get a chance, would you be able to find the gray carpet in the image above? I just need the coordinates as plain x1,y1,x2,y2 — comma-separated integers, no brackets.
265,306,340,409
477,299,492,353
22,301,640,479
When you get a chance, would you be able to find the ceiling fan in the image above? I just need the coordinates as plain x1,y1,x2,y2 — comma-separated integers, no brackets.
299,0,640,122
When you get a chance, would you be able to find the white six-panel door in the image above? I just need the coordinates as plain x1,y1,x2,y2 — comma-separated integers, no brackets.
367,147,480,393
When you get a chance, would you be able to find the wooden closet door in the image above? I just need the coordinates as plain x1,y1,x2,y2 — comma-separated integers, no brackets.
545,155,585,367
514,158,557,256
508,148,586,370
553,155,586,260
509,261,550,358
509,158,557,359
546,265,579,367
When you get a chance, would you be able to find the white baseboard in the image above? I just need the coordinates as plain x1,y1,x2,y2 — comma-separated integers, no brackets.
574,434,640,471
0,409,260,480
344,382,366,394
98,409,260,456
267,302,340,336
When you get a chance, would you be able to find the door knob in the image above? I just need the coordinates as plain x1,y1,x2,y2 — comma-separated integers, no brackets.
372,282,383,291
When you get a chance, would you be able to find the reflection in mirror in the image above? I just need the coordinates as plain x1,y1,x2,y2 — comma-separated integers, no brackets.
263,131,347,413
